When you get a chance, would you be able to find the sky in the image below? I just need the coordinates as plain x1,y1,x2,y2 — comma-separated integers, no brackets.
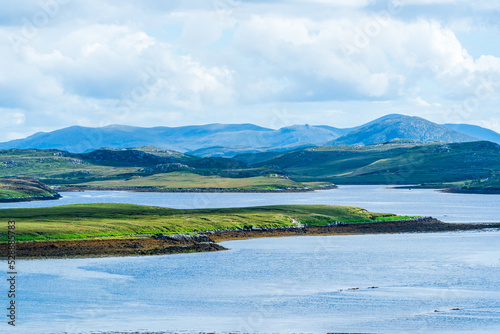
0,0,500,141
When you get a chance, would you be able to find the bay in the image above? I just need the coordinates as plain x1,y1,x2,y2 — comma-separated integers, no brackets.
2,230,500,333
1,185,498,222
2,185,499,333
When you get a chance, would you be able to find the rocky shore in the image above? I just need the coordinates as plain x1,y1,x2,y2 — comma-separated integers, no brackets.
3,218,500,259
0,177,62,202
210,218,500,242
0,193,62,203
6,234,226,259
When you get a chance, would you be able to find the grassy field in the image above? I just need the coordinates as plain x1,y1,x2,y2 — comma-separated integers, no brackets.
0,148,142,184
72,172,306,190
0,177,59,199
3,141,498,189
0,203,411,242
0,148,316,191
401,176,500,193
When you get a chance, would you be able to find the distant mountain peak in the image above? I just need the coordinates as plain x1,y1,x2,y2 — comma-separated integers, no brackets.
442,123,500,144
329,114,478,145
0,115,496,155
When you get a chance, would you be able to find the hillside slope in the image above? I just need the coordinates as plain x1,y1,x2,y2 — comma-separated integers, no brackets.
0,177,60,201
0,147,320,191
0,203,407,242
329,116,478,145
248,140,500,184
0,123,341,153
442,123,500,144
2,115,498,155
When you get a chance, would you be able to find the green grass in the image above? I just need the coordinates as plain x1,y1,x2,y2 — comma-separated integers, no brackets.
0,177,58,199
0,203,408,242
249,141,500,185
0,148,314,190
4,141,498,189
459,176,500,191
0,149,140,184
75,172,305,190
373,215,416,221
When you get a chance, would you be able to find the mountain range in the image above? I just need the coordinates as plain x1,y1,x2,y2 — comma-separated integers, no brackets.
1,114,499,157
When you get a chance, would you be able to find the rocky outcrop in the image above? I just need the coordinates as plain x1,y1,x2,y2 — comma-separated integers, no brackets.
152,234,214,243
0,177,61,202
3,237,227,259
5,219,500,259
0,193,61,203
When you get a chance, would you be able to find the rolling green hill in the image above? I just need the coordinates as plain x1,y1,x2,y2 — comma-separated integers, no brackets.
0,177,60,201
241,140,500,184
0,147,317,191
456,174,500,193
69,172,308,191
2,140,499,189
0,203,407,242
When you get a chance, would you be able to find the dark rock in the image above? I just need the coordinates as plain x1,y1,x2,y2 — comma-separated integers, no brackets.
152,234,214,243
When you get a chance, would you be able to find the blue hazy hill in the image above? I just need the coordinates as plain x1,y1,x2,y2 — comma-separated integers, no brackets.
1,115,498,156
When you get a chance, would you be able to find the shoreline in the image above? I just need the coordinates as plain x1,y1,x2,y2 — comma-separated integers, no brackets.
0,193,61,203
439,188,500,195
55,184,338,193
390,185,500,195
4,218,500,259
0,184,338,203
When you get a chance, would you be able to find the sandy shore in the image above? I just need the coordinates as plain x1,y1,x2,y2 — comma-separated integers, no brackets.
3,218,500,259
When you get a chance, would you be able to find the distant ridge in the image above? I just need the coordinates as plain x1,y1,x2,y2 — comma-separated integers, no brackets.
0,115,498,155
328,115,478,145
442,123,500,144
0,123,342,154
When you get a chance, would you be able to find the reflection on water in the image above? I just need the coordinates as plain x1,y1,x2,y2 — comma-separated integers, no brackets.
3,230,500,333
0,185,499,222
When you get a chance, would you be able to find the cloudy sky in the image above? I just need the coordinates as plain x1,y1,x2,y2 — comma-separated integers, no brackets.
1,0,499,141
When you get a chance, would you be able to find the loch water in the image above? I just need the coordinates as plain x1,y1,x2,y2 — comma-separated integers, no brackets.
2,231,500,333
1,186,499,333
1,185,499,222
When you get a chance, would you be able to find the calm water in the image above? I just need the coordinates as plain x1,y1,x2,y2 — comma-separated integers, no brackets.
0,185,499,222
2,230,500,333
2,186,499,333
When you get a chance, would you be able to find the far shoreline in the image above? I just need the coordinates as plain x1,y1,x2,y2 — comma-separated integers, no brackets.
0,193,62,203
55,184,338,193
390,185,500,195
1,184,338,204
5,184,499,204
438,188,500,195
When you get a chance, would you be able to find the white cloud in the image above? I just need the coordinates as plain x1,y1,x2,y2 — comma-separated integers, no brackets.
481,118,500,133
294,0,373,7
399,0,500,10
399,0,464,4
0,109,25,128
0,0,499,141
410,96,432,107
